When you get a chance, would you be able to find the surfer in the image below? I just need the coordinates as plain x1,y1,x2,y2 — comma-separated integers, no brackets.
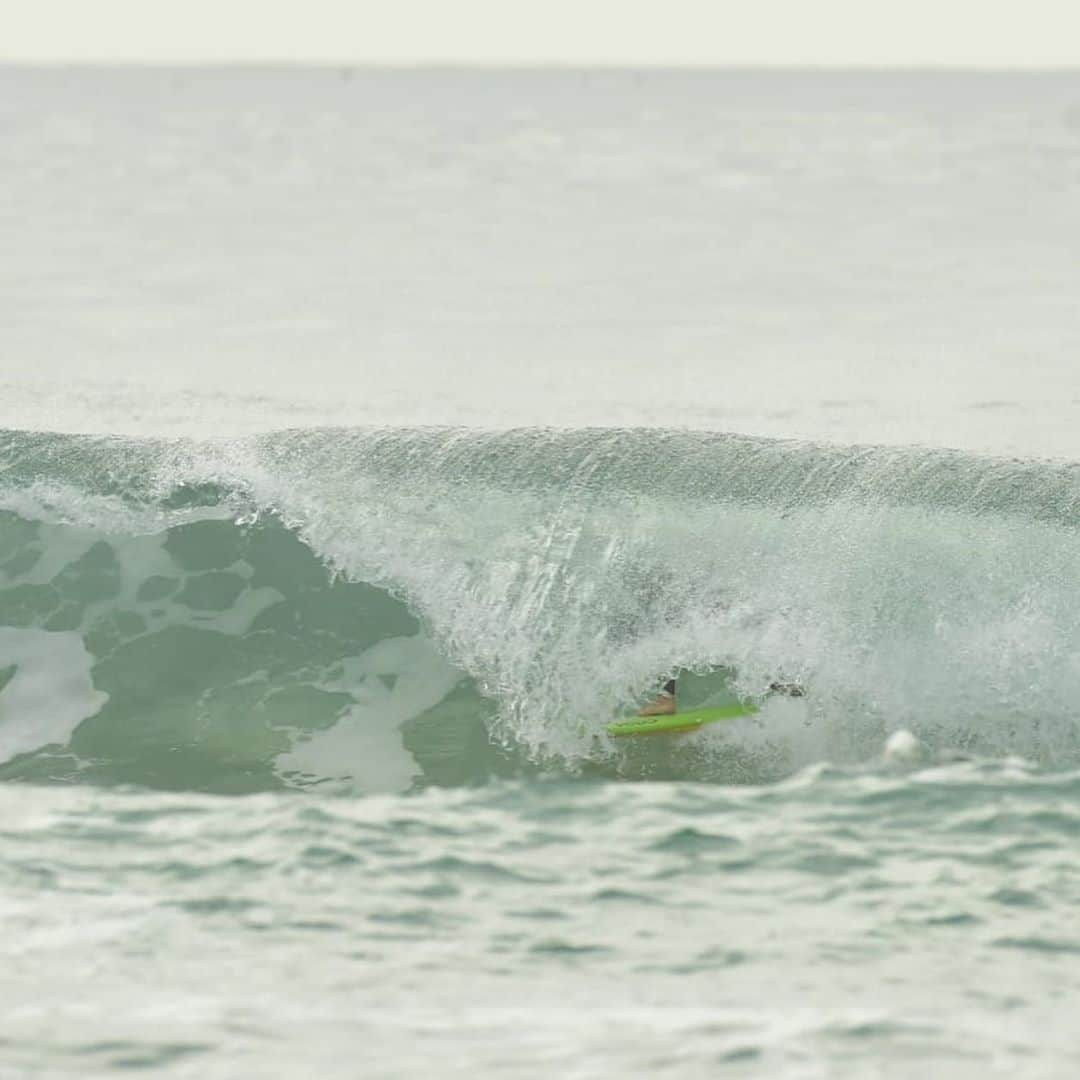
639,678,677,716
638,676,804,715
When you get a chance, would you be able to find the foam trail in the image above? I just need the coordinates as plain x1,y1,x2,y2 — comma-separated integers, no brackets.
0,628,107,761
275,635,464,792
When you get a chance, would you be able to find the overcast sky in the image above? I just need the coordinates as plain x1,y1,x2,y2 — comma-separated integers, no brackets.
5,0,1080,67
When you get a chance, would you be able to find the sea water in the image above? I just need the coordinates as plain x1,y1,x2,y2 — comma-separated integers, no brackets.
2,68,1080,1076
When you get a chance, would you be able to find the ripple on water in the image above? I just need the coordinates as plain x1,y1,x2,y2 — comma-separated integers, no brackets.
648,827,741,855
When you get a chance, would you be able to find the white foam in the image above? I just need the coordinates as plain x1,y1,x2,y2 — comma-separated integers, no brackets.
274,634,461,793
883,728,928,765
0,628,107,763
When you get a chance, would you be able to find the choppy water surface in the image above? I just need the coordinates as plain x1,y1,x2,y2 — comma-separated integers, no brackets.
4,67,1080,1077
5,767,1079,1077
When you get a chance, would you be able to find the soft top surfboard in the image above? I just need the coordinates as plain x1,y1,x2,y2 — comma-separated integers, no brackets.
607,702,759,738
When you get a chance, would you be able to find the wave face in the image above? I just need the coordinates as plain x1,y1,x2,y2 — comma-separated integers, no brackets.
3,426,1080,792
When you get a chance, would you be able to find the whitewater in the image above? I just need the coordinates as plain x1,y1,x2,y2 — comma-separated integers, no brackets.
3,68,1080,1077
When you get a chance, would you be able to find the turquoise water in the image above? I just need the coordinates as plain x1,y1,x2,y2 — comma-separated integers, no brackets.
5,67,1080,1077
7,426,1080,789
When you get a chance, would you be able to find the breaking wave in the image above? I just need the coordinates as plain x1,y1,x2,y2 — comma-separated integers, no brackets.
3,425,1080,792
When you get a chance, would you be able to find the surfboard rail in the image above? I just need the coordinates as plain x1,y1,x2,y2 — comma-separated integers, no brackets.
606,702,759,738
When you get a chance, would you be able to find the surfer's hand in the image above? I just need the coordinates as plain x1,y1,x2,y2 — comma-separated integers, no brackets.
768,682,805,697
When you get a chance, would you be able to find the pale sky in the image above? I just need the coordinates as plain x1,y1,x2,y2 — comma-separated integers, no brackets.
4,0,1080,67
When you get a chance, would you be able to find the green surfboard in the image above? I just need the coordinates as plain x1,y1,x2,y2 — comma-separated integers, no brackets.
607,702,759,738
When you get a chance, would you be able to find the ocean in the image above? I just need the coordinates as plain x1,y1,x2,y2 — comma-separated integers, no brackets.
2,67,1080,1076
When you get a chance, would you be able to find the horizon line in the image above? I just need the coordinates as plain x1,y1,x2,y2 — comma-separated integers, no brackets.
3,59,1080,75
